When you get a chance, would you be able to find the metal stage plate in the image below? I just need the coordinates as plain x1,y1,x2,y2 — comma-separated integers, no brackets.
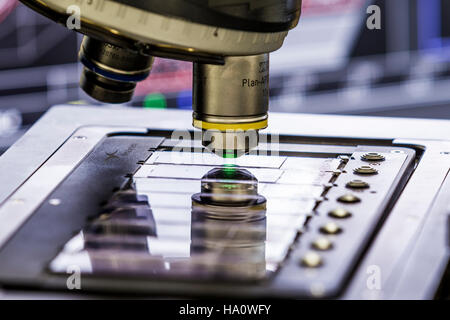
0,130,414,298
0,106,448,299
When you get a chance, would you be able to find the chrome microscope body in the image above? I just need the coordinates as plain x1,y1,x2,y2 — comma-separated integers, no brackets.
20,0,302,156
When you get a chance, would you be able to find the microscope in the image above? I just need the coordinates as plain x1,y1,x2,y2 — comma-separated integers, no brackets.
19,0,302,156
0,1,448,300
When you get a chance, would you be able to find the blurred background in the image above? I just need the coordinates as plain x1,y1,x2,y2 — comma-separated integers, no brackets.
0,0,450,153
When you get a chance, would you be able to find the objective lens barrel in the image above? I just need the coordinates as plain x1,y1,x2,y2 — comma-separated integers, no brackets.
79,36,154,103
193,54,269,156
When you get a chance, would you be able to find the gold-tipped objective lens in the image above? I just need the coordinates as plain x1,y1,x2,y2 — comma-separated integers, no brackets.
193,54,269,156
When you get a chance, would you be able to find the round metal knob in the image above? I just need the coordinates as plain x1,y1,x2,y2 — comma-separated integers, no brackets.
354,166,378,175
361,152,385,162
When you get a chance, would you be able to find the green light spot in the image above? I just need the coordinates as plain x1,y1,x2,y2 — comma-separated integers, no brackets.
222,184,237,190
143,93,167,109
222,166,237,178
223,150,237,159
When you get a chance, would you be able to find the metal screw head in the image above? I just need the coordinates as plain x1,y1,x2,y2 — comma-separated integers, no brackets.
329,208,352,219
354,166,378,175
301,252,323,268
346,179,370,189
337,194,361,203
320,222,342,235
311,237,333,251
361,152,385,162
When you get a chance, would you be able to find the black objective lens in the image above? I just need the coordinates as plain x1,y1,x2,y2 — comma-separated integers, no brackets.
79,36,154,104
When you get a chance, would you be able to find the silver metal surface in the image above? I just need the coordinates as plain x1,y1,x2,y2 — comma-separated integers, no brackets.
286,149,411,298
0,125,147,247
391,168,450,299
193,54,269,154
0,105,449,298
345,140,450,300
49,150,337,281
22,0,289,56
193,54,269,119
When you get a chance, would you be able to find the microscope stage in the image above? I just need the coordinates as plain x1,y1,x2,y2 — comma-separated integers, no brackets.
0,130,414,298
0,106,448,299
